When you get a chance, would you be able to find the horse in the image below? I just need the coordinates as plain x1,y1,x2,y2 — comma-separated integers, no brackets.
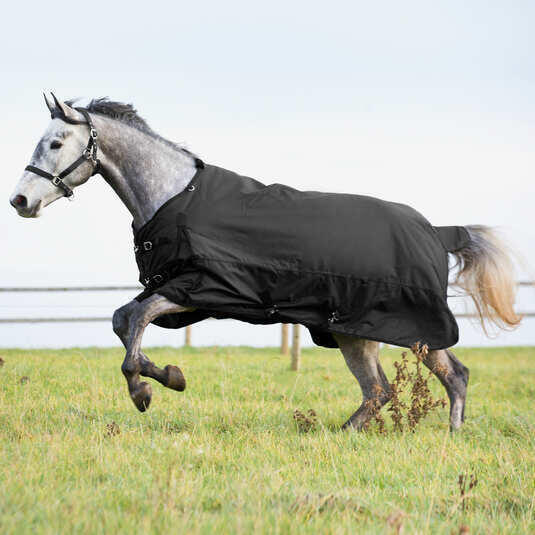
9,94,521,431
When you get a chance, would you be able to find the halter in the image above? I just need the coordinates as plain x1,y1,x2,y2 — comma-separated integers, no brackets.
24,108,100,199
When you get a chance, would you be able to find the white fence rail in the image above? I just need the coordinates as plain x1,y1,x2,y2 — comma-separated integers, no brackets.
0,283,533,368
0,282,533,324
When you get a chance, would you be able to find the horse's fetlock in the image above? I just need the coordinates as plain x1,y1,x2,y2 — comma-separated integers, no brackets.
121,357,139,377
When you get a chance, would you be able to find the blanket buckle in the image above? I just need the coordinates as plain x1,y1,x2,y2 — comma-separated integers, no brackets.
328,311,340,324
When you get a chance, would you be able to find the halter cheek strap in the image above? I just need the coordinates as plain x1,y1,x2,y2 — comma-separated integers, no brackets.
24,107,100,199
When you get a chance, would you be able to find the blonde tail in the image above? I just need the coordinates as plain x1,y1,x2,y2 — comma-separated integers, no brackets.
450,225,522,334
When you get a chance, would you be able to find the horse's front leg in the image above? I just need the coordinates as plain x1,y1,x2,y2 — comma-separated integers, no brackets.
112,294,192,411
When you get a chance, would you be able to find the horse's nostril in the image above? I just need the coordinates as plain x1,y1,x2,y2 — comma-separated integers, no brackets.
11,195,28,208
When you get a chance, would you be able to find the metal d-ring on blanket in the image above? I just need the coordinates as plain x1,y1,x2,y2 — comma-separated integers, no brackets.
24,107,100,199
328,311,340,324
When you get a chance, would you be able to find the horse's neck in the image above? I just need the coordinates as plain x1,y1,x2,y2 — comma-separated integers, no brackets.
93,115,197,229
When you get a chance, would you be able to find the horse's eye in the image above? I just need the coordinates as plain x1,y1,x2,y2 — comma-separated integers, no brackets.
50,140,63,150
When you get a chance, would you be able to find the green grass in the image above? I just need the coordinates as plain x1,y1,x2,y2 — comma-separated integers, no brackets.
0,345,534,534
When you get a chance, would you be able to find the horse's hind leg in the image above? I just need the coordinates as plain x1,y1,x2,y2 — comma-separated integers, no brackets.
334,334,391,430
422,349,469,430
113,294,192,411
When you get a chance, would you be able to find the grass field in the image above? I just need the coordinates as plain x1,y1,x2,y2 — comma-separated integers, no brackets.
0,345,534,534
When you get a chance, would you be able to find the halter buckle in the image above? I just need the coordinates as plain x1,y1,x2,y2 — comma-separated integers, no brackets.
143,241,153,251
24,107,100,203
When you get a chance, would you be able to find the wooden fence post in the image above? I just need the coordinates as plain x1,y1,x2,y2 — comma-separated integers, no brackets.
291,324,301,371
184,325,192,347
281,324,289,355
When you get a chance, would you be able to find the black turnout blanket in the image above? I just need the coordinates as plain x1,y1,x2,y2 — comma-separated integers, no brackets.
134,163,470,350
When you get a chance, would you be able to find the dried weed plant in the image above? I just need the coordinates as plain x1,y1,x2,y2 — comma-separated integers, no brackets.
368,342,447,433
293,409,318,433
105,421,121,438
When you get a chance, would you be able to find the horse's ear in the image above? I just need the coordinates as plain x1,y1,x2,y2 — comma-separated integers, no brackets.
43,92,55,113
50,92,80,122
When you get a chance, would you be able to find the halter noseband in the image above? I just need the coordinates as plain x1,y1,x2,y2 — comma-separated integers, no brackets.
25,108,100,199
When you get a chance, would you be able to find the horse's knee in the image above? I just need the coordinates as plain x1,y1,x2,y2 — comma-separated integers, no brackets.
113,303,133,339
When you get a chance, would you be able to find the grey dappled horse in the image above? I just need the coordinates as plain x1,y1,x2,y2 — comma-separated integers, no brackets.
10,95,521,431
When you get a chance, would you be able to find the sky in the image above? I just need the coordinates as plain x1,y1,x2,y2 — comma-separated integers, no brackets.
0,0,534,347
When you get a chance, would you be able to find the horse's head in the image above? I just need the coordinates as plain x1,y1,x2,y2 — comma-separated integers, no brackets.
10,93,99,217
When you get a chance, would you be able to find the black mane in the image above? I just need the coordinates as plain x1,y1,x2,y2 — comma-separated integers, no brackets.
66,97,192,155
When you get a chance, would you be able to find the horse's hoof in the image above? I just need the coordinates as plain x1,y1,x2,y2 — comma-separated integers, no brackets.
131,381,152,412
341,420,359,431
163,365,186,391
341,416,367,432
